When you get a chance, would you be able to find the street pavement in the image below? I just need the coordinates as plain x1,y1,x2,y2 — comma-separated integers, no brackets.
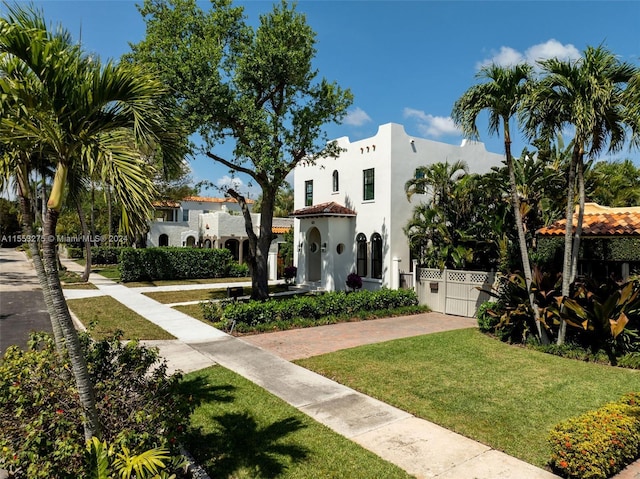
0,248,51,353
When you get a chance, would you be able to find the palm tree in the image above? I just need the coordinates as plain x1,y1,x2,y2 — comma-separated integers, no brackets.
522,46,638,344
586,159,640,207
0,4,183,439
452,63,546,341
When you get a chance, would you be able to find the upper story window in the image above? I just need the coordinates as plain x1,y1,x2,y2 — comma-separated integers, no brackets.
305,180,313,207
371,232,383,279
182,209,190,222
332,170,339,193
356,233,367,277
414,168,426,195
363,168,375,201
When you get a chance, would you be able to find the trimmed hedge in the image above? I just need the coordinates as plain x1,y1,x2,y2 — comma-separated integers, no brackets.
549,392,640,479
90,246,123,265
214,288,419,327
119,247,236,282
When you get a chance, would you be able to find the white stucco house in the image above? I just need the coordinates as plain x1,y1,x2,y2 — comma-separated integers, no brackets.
148,196,292,279
292,122,504,292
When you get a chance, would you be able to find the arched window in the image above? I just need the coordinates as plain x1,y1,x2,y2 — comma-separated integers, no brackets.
158,234,169,247
332,170,339,192
371,233,383,279
356,233,367,277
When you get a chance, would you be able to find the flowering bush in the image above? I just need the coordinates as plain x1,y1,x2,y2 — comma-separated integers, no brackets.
548,394,640,478
0,332,192,478
346,272,362,291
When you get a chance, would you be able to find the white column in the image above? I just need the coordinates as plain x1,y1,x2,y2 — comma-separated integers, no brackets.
391,257,401,290
268,251,278,281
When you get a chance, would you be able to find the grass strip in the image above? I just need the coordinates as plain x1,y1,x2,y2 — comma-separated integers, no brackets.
180,365,412,479
144,284,290,304
124,277,250,288
295,328,640,469
67,296,175,340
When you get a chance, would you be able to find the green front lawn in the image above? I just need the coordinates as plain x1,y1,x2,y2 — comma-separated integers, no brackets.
296,328,640,469
67,296,175,340
180,365,412,479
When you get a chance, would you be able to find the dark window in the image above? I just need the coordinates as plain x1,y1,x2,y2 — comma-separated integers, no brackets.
363,168,375,201
356,233,367,277
371,233,383,279
182,209,189,222
414,168,426,194
332,170,339,192
305,180,313,206
159,234,169,247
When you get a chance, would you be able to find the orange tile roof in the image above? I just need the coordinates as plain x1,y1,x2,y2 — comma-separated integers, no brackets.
291,201,357,218
537,211,640,236
182,195,255,204
152,200,180,208
272,226,291,234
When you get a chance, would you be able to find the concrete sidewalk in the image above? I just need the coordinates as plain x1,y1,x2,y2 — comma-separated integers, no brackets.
59,257,561,479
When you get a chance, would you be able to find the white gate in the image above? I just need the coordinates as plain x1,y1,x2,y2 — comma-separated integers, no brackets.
416,268,495,317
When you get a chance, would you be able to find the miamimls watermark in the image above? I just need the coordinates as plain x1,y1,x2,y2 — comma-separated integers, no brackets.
1,234,128,244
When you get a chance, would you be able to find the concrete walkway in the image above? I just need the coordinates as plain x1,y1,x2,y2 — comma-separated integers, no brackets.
58,257,562,479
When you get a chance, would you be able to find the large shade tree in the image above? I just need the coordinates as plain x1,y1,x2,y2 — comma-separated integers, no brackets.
452,63,546,341
128,0,353,299
0,4,183,439
522,45,639,344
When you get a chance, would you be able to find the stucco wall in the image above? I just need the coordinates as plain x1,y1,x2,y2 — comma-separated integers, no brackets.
293,123,504,290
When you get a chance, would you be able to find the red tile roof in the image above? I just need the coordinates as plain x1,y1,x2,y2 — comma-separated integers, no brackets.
272,226,292,234
183,195,255,204
537,204,640,236
291,201,357,218
152,200,180,208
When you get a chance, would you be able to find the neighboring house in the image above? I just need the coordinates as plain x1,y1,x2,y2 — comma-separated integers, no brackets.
536,203,640,281
291,122,504,292
148,195,293,279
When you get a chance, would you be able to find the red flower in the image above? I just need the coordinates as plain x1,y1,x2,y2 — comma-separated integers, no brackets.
56,409,64,415
559,460,568,469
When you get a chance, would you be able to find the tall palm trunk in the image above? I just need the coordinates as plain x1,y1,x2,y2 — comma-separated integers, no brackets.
504,125,547,342
15,167,65,352
44,164,101,441
558,147,581,344
570,159,585,283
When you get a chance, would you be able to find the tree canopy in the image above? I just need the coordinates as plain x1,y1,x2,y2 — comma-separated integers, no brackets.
128,0,353,298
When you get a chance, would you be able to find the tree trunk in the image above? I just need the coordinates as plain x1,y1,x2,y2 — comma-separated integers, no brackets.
557,147,580,345
504,126,547,343
91,182,97,247
42,206,102,441
77,198,92,282
227,186,274,300
16,187,65,353
107,185,113,247
570,158,585,284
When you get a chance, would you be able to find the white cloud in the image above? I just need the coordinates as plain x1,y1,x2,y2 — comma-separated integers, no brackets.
343,106,372,126
477,39,581,70
216,175,244,191
403,108,461,138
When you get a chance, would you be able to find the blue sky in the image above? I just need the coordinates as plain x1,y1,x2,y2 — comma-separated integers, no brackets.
12,1,640,198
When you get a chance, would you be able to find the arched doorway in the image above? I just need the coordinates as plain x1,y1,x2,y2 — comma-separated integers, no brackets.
307,227,321,282
204,239,212,249
186,236,196,247
225,239,240,262
159,234,169,247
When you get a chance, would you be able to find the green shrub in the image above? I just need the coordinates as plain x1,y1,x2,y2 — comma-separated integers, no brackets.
0,332,192,478
548,395,640,479
67,246,84,259
216,288,419,327
227,262,249,278
476,301,500,333
618,352,640,370
90,246,122,265
119,247,235,282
